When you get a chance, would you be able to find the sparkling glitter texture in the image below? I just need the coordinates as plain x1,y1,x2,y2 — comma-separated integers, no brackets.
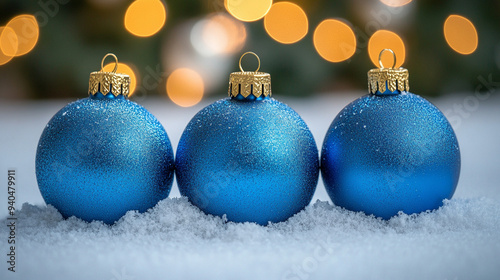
321,92,461,219
176,97,319,225
36,96,175,224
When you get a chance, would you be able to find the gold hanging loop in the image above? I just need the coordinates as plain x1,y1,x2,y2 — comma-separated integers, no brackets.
239,51,261,73
378,49,396,69
101,53,119,73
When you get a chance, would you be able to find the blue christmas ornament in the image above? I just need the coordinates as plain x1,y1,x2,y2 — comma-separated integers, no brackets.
176,52,319,225
321,49,460,219
36,54,174,224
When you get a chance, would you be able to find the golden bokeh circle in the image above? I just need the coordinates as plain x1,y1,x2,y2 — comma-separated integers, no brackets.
313,19,356,63
368,30,406,68
6,15,39,56
124,0,167,37
264,2,308,44
0,26,18,65
225,0,273,22
167,68,204,107
444,15,478,55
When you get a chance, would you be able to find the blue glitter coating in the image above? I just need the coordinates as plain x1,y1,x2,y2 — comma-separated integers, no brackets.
35,96,175,224
321,92,461,219
175,97,319,225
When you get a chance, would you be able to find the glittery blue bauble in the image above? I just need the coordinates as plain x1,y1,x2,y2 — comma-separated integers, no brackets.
36,94,174,224
321,92,460,219
176,97,319,225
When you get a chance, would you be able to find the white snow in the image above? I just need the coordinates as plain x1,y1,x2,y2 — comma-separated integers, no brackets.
1,93,500,280
2,198,500,280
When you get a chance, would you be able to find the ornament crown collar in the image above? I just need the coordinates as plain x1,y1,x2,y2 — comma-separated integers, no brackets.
228,52,271,100
88,53,130,98
368,49,409,95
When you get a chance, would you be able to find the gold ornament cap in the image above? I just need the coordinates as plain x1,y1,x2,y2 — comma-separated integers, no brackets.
88,53,130,97
368,49,409,95
228,52,271,99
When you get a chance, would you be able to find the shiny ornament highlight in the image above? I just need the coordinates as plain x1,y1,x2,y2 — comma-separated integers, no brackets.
321,49,460,219
36,54,174,224
176,52,319,225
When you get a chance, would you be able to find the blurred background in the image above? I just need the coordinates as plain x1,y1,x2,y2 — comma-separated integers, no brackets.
0,0,498,106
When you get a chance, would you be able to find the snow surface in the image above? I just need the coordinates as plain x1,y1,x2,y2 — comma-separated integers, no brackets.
1,93,500,279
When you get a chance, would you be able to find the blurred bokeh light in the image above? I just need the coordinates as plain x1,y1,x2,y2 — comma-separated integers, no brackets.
162,17,233,96
368,30,406,68
379,0,413,7
166,68,204,107
191,13,246,56
313,19,356,63
0,27,17,65
444,15,478,55
225,0,273,22
6,15,39,56
124,0,167,37
264,2,308,44
0,0,497,100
